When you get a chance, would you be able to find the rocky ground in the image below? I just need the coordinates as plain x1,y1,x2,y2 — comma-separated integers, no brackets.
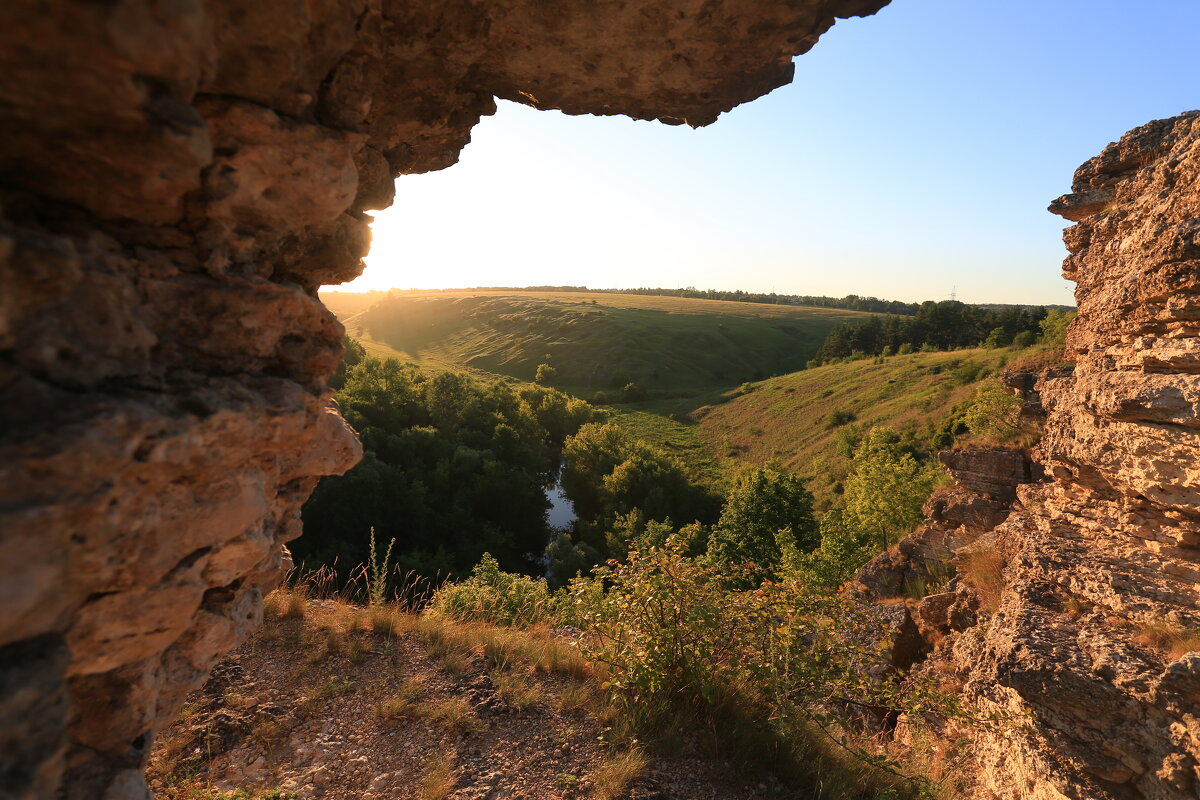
147,593,787,800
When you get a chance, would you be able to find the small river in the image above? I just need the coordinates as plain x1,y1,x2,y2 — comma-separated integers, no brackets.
545,471,577,530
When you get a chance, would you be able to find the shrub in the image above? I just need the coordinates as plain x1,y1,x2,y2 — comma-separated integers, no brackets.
1012,330,1037,348
828,409,857,428
950,361,985,386
834,422,863,458
621,382,648,402
535,363,557,384
964,380,1022,441
567,536,964,790
430,553,554,627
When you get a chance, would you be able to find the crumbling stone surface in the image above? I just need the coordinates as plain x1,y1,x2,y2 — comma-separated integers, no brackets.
0,1,888,797
885,113,1200,800
855,449,1029,601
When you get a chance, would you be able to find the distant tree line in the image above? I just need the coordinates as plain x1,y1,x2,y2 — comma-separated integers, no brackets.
460,286,918,314
811,302,1074,364
418,285,1073,322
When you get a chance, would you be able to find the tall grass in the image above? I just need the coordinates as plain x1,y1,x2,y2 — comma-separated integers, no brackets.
367,527,396,607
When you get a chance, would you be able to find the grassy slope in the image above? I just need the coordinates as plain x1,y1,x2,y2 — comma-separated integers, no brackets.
321,290,875,394
321,291,1021,504
687,348,1016,507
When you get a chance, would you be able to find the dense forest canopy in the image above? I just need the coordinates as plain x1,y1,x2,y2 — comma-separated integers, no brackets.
299,346,596,578
812,303,1074,363
304,280,1063,591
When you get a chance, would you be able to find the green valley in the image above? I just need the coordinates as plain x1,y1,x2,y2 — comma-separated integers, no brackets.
321,290,876,395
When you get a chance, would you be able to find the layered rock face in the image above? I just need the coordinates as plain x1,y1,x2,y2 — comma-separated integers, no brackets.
0,2,889,798
880,114,1200,799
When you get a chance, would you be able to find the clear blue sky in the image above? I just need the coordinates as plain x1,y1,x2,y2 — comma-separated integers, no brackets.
334,0,1200,306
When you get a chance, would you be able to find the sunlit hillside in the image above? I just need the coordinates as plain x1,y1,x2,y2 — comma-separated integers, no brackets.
320,290,876,395
686,348,1016,507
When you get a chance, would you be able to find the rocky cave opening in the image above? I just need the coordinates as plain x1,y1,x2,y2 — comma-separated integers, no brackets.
3,1,1199,799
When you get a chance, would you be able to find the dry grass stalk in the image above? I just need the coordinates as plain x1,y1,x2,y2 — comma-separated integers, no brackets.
282,588,308,620
374,676,428,722
369,605,406,636
556,680,595,714
593,748,650,800
347,636,369,664
958,545,1006,613
1133,618,1200,660
490,668,541,710
417,751,458,800
421,697,481,733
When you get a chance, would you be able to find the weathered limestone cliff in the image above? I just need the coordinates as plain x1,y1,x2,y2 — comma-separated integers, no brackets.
976,112,1200,800
0,2,890,798
871,114,1200,799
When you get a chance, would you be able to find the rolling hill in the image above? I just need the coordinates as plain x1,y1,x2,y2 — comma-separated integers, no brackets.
320,290,877,395
684,348,1017,506
321,291,1035,507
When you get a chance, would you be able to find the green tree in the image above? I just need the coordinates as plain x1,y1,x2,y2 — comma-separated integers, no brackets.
560,423,628,520
841,428,939,552
1012,330,1037,348
535,363,557,384
561,423,711,536
706,465,818,583
791,509,878,589
983,326,1011,349
546,532,602,587
1039,309,1076,348
300,356,596,583
964,380,1022,441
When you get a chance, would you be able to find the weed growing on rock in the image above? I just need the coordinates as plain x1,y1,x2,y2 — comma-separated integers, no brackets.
367,527,397,607
1133,618,1200,660
958,544,1006,614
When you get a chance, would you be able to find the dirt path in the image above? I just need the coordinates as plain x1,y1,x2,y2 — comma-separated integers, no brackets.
148,596,778,800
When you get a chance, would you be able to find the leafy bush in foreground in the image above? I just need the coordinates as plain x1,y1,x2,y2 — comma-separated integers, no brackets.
430,553,555,627
566,537,966,794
